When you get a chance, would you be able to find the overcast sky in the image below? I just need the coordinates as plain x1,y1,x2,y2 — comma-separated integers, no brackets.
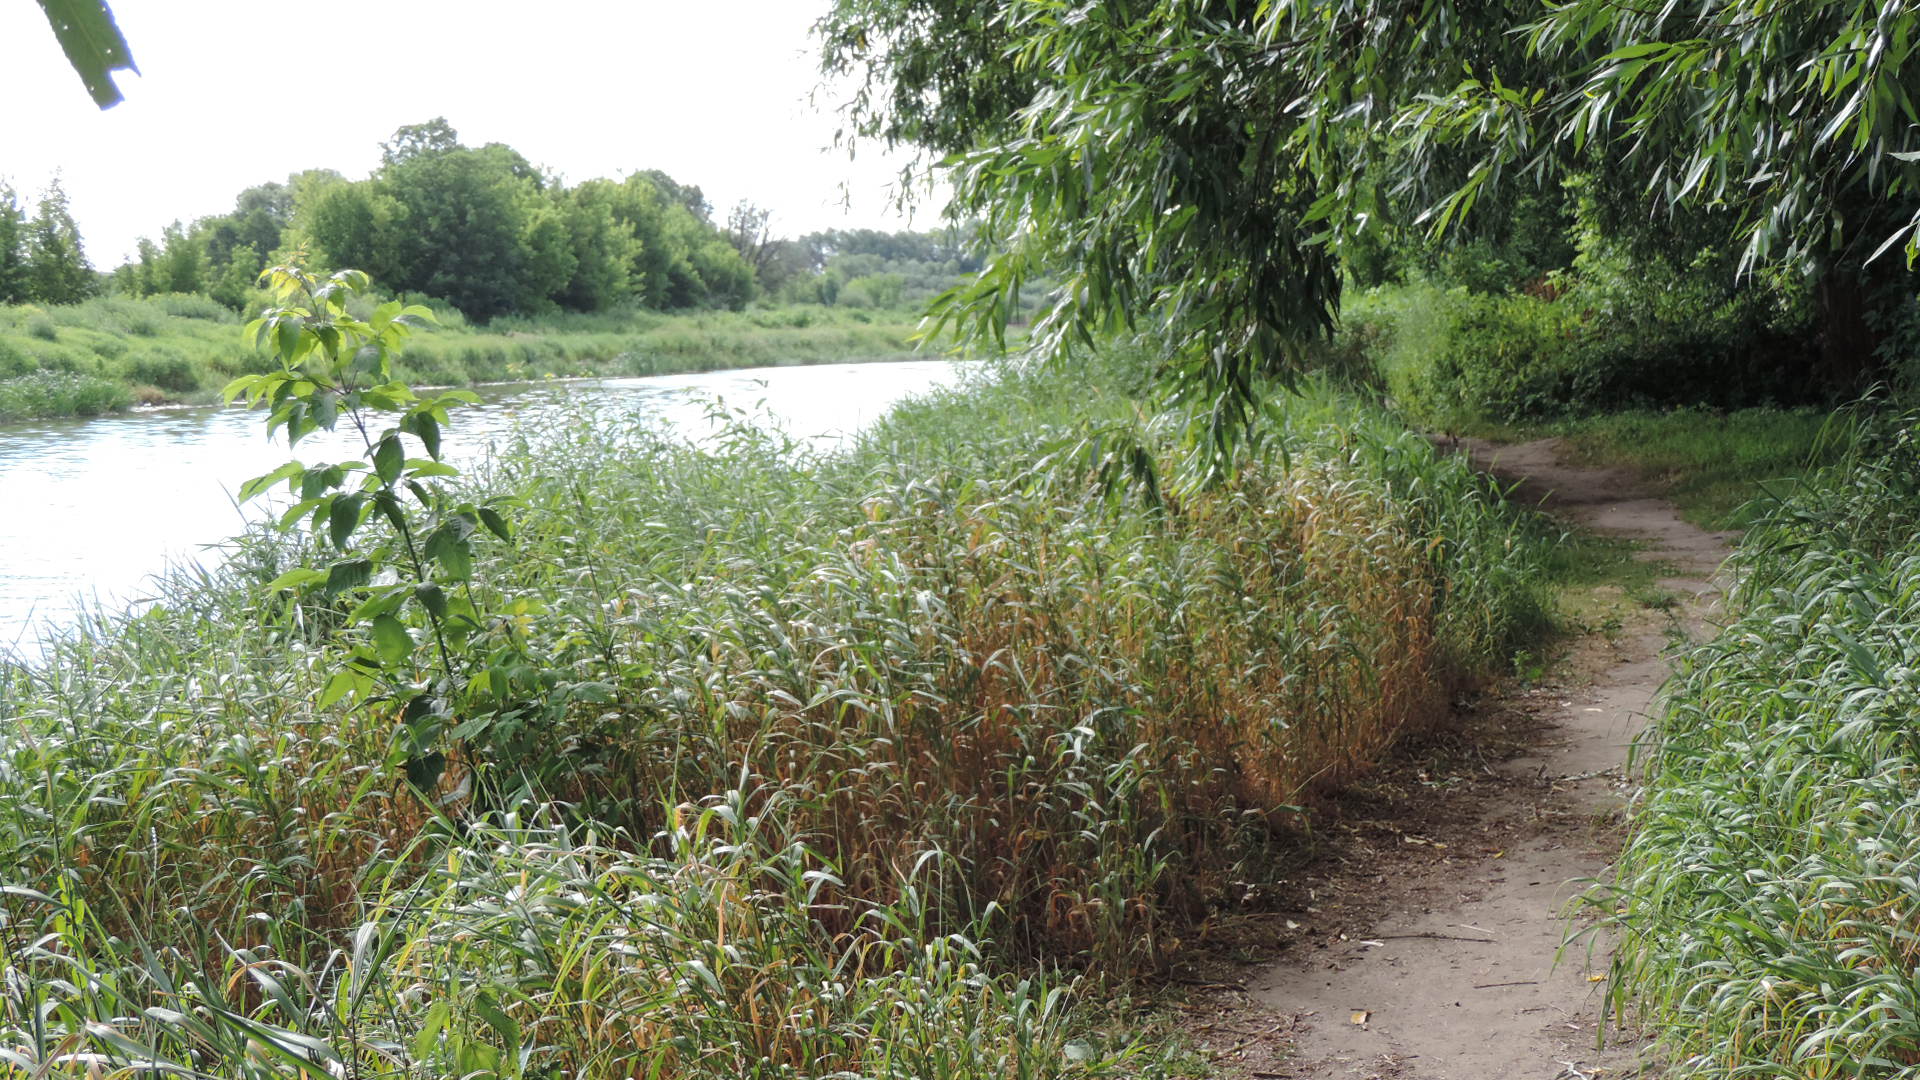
0,1,929,267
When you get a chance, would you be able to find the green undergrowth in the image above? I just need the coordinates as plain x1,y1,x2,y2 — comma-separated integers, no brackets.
0,354,1558,1078
1451,405,1861,531
0,295,924,420
1541,407,1860,530
1602,417,1920,1077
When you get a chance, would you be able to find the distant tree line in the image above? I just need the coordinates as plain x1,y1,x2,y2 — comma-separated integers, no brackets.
0,119,982,324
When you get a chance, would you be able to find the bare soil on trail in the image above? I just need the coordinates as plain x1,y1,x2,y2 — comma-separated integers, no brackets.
1176,437,1733,1080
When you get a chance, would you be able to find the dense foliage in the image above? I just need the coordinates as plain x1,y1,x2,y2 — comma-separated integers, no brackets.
60,119,996,332
1602,418,1920,1076
0,178,96,306
820,0,1920,416
0,347,1558,1077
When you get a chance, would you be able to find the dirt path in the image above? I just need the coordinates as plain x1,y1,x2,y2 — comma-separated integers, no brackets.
1195,438,1734,1080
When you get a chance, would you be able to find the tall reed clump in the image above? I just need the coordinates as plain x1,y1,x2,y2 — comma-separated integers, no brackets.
1601,416,1920,1077
0,351,1555,1078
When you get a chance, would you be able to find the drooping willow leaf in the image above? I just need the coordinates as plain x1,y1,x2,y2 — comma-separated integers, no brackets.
34,0,136,108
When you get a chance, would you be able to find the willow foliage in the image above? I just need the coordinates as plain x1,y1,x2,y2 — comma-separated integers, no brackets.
821,0,1920,417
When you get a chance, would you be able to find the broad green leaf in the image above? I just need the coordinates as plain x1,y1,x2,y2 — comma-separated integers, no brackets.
373,434,403,484
329,493,366,549
471,993,521,1061
370,614,412,666
349,585,410,622
238,461,304,503
477,506,511,541
406,459,459,479
414,582,449,621
36,0,137,108
437,538,473,581
262,567,327,592
325,558,374,596
317,670,359,710
404,751,446,790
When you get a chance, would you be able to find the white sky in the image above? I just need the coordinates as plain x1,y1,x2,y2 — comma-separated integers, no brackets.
0,1,932,267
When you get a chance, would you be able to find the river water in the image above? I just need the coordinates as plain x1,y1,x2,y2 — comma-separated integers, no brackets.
0,359,965,653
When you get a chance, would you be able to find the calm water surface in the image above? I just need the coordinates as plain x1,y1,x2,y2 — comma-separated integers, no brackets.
0,359,965,652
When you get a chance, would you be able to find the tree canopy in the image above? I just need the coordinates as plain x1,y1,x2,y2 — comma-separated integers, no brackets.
23,178,92,304
820,0,1920,415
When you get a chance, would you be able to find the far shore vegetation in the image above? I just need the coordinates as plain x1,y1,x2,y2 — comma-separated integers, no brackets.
0,295,935,421
0,117,1024,422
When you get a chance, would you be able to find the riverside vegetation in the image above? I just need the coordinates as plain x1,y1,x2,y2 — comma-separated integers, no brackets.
0,293,926,421
0,265,1562,1078
0,117,1004,423
19,1,1920,1073
1597,419,1920,1076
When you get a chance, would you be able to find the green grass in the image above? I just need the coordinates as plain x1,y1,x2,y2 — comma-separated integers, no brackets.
0,294,929,421
1452,405,1862,530
1598,417,1920,1076
1545,406,1861,529
0,352,1559,1078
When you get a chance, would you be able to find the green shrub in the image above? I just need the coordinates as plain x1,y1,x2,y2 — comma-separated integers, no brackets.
1350,267,1822,428
25,315,56,342
151,291,237,321
124,347,201,394
0,370,133,420
0,339,32,379
1364,285,1583,428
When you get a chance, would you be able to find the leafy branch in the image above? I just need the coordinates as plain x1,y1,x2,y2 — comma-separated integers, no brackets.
226,264,512,794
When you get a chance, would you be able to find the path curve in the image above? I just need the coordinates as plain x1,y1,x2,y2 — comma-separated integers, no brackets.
1245,437,1733,1079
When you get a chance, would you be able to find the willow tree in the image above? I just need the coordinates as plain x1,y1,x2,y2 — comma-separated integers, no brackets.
1525,1,1920,381
821,0,1565,436
821,0,1920,411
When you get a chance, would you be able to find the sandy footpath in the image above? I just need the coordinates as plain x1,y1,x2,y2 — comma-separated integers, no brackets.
1199,437,1731,1080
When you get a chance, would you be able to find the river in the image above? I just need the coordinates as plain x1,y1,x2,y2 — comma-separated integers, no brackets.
0,358,966,653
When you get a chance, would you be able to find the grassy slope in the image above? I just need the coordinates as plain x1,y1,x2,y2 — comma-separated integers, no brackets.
0,355,1559,1079
0,293,928,421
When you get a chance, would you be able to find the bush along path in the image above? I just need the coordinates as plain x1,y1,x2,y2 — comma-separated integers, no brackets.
1196,437,1734,1079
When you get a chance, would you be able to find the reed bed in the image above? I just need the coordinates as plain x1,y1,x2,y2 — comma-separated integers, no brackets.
0,354,1555,1077
1603,418,1920,1077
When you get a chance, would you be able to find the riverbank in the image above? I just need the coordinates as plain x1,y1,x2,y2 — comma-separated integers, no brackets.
0,352,1561,1079
0,295,929,421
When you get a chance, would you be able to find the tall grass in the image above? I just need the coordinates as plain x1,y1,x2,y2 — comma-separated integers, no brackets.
0,353,1556,1076
1602,416,1920,1076
0,369,132,421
